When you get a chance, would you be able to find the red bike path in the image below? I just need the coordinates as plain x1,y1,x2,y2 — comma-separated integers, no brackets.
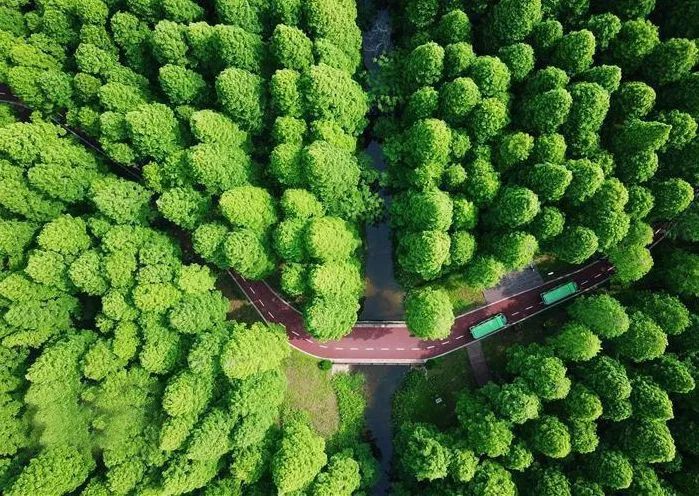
231,254,613,363
231,226,677,364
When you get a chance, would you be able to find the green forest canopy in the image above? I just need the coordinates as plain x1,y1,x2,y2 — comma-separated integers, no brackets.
0,0,699,494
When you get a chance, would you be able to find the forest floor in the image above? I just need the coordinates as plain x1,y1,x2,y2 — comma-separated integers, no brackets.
482,306,569,381
445,280,487,314
393,350,476,429
216,272,260,324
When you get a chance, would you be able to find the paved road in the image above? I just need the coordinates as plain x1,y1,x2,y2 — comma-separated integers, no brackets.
233,224,679,364
230,253,622,363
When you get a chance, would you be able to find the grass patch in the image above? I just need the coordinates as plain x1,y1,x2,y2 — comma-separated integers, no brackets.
481,308,568,381
392,349,476,429
282,349,339,438
328,373,367,452
442,274,486,314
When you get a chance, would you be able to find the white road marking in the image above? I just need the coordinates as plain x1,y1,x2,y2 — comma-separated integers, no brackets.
581,280,589,285
512,311,520,316
249,287,256,295
305,339,313,343
365,348,374,351
396,348,405,351
526,305,534,310
607,267,613,271
319,345,328,349
427,345,435,349
441,340,450,345
350,347,359,351
456,335,465,340
291,331,300,336
411,347,421,351
594,273,602,278
335,347,344,350
258,300,265,308
380,347,390,351
267,311,274,319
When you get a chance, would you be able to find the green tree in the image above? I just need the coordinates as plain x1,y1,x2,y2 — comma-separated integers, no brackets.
651,178,694,220
303,296,359,341
216,68,265,132
463,256,506,290
551,30,596,75
487,0,543,48
563,383,602,421
439,77,480,124
405,287,454,340
608,245,653,284
468,461,516,496
550,226,599,265
528,415,571,459
6,445,94,496
486,186,540,229
525,163,572,201
630,376,673,421
223,229,275,279
272,417,327,494
647,354,696,394
656,248,699,297
614,311,668,363
398,423,451,481
406,42,444,88
621,419,676,464
567,294,629,339
398,231,450,281
310,452,361,496
490,231,538,270
456,391,514,457
481,380,541,424
220,323,290,380
584,449,633,490
631,291,690,336
157,187,211,230
546,322,601,362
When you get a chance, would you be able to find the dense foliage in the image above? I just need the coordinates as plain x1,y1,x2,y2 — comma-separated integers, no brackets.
374,0,696,338
0,0,381,341
392,280,699,495
0,116,375,495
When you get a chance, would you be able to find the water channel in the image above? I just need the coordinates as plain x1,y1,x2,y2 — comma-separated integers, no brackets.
359,8,406,322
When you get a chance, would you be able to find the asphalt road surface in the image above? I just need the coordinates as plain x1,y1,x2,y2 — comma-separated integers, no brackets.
230,223,678,364
230,252,625,364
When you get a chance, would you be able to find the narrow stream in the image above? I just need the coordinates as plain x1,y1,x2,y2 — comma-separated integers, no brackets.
360,8,406,321
355,12,410,494
353,365,408,495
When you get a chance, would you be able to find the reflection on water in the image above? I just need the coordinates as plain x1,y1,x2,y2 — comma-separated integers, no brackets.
361,141,405,321
360,8,405,321
353,365,409,495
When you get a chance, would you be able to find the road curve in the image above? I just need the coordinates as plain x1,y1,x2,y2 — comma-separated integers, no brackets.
231,256,612,364
231,226,675,364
